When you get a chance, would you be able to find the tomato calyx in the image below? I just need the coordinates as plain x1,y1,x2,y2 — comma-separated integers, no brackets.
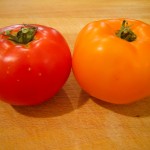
116,20,137,42
2,24,37,44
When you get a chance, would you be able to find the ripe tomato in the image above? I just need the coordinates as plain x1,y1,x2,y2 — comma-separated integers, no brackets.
72,18,150,104
0,24,71,105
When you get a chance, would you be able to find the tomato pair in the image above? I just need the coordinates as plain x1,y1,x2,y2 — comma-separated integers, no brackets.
0,18,150,105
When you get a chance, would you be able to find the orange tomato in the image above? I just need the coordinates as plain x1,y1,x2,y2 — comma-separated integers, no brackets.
72,18,150,104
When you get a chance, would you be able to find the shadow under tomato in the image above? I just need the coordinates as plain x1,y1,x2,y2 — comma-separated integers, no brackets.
92,95,150,117
12,89,88,118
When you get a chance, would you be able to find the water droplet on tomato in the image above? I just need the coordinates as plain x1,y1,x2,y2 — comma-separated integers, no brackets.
38,72,42,76
28,67,32,71
17,79,20,82
6,70,10,74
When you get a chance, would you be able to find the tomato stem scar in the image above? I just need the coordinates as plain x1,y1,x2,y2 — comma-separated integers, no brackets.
116,20,137,42
3,24,37,44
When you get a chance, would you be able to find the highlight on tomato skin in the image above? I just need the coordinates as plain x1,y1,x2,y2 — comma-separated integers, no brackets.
72,18,150,104
0,24,72,106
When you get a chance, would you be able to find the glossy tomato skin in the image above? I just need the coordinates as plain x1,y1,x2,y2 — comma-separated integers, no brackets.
73,18,150,104
0,24,71,105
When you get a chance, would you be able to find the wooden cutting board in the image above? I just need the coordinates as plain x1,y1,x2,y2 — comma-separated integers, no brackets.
0,0,150,149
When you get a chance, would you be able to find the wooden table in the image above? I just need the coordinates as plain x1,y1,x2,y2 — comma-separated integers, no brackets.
0,0,150,149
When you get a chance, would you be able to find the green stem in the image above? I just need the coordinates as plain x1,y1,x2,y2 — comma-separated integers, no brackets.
3,25,37,44
116,20,137,42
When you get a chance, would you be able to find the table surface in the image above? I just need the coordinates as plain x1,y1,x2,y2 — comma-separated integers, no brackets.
0,0,150,150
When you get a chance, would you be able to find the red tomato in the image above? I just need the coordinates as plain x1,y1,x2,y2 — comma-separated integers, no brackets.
0,24,71,105
72,18,150,104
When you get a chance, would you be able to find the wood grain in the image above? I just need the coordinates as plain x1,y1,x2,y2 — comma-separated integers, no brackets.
0,0,150,150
